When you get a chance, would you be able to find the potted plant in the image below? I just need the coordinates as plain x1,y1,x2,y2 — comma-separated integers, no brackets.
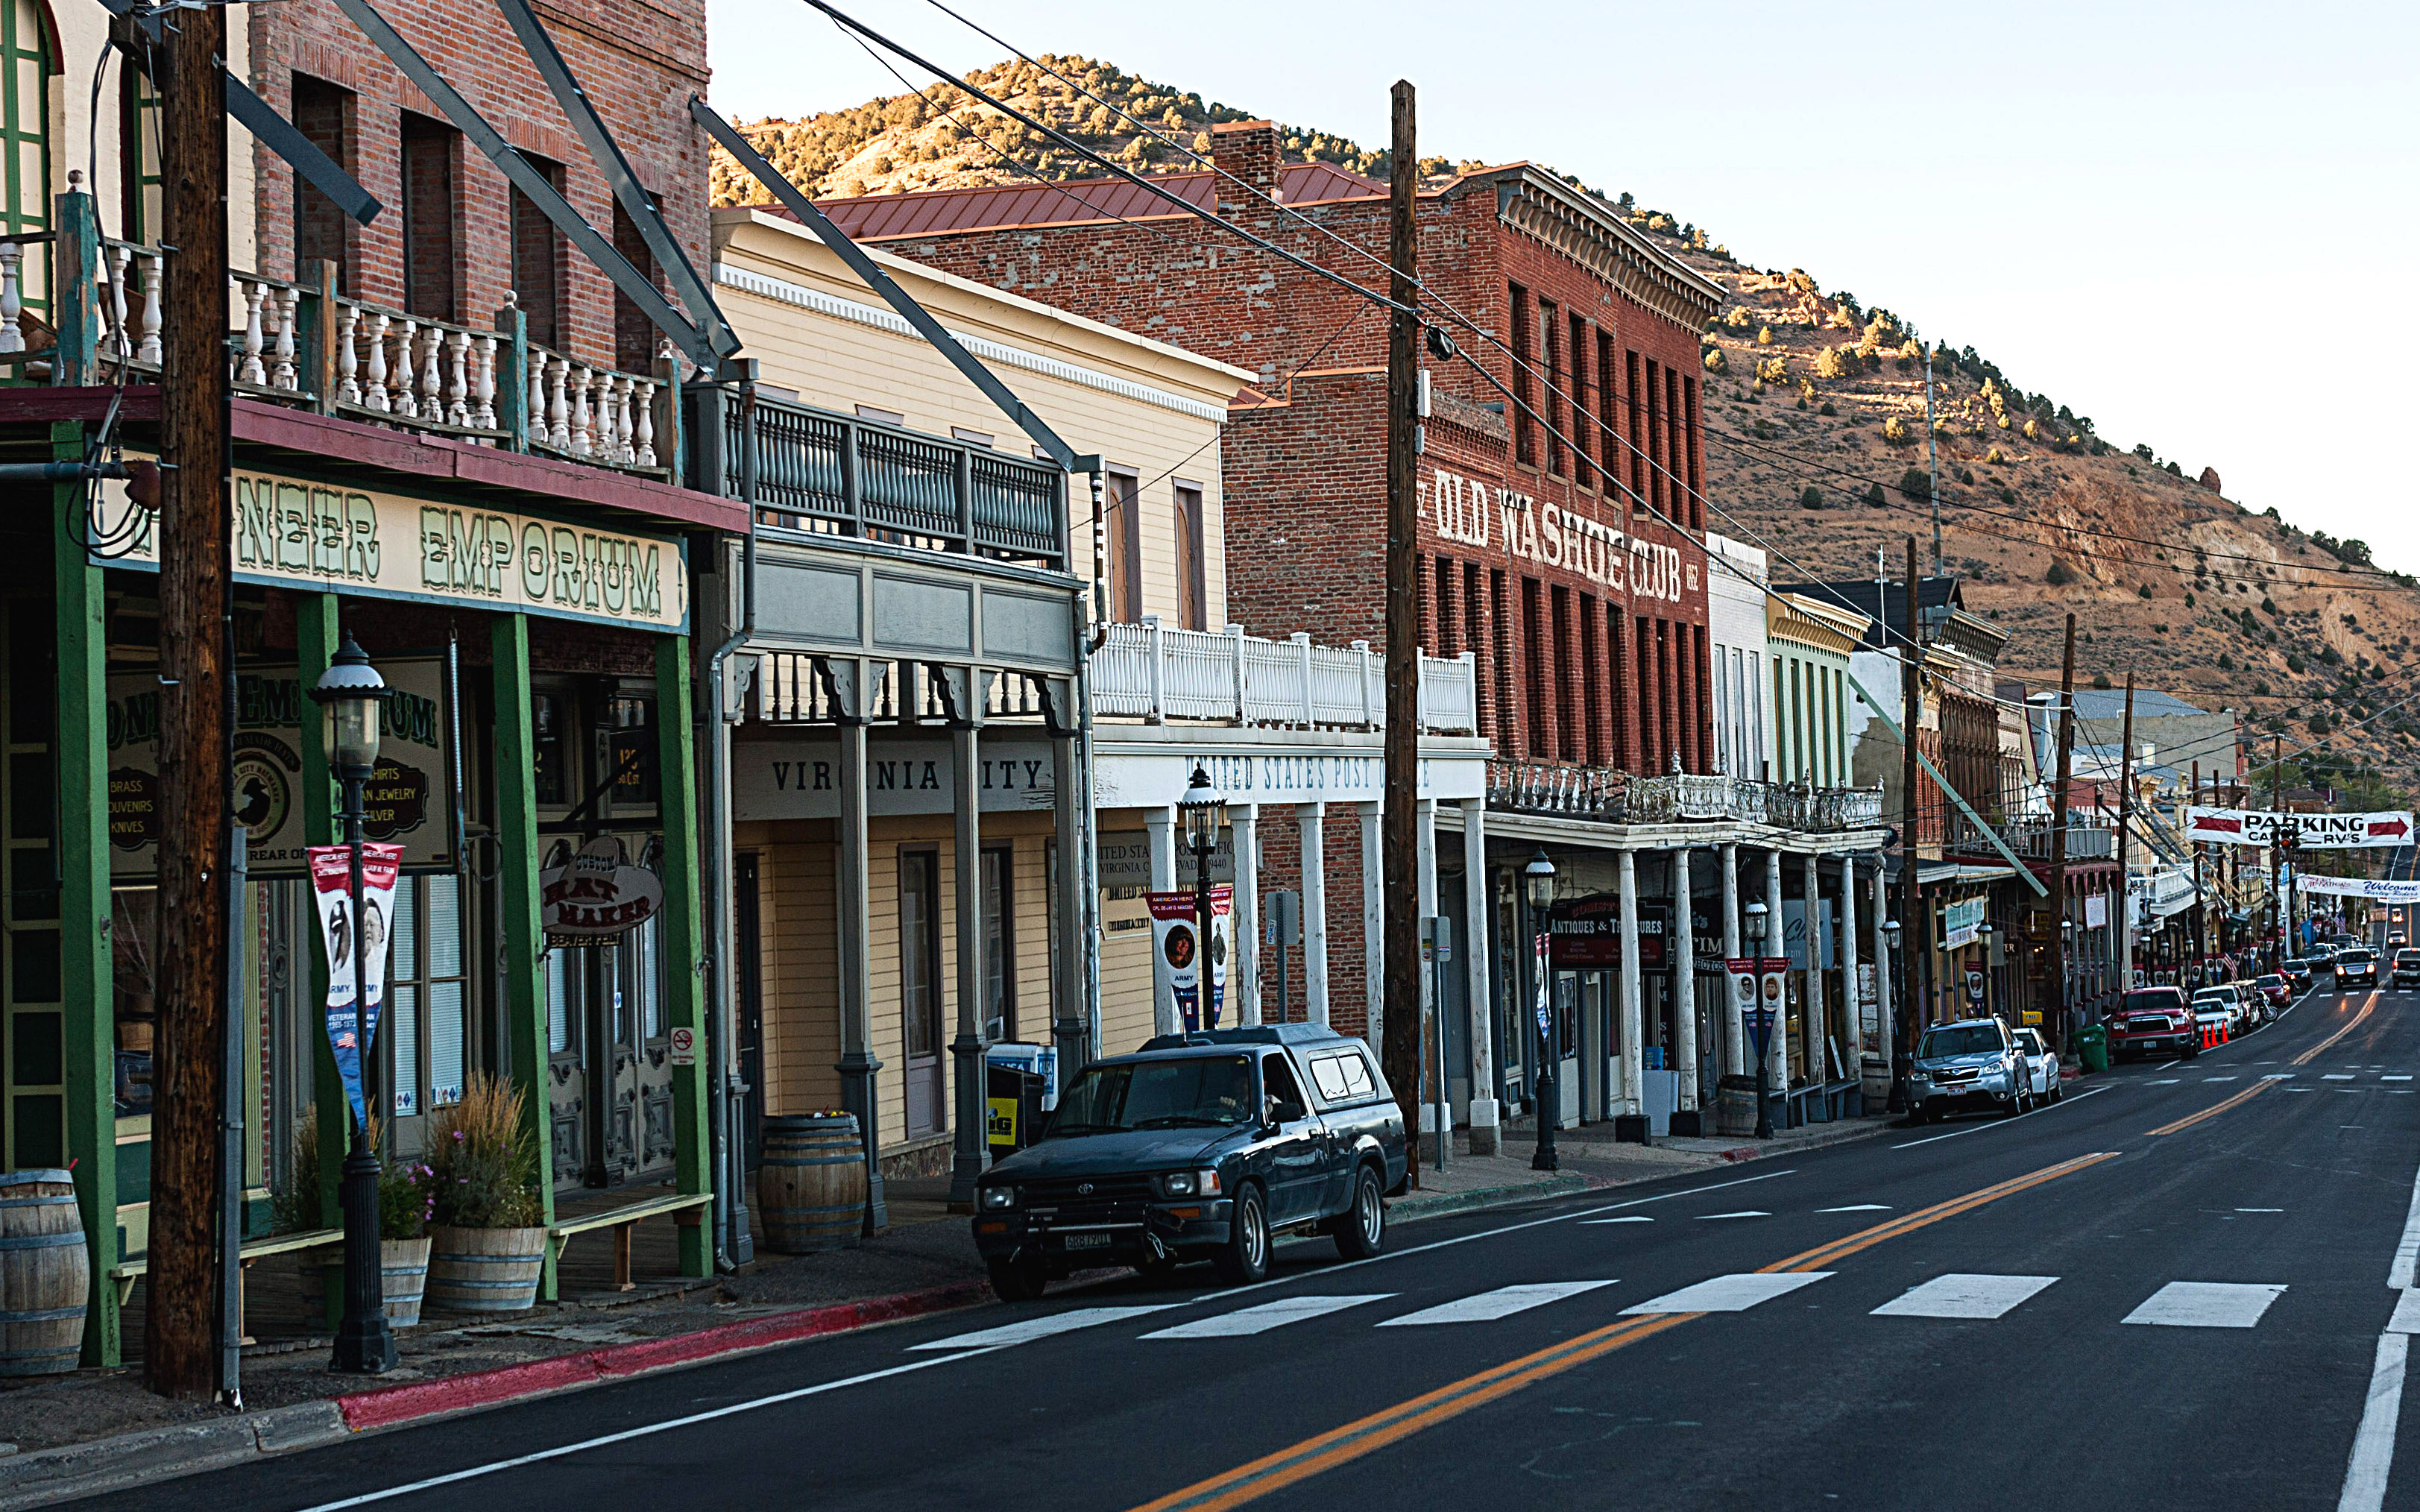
276,1108,435,1328
417,1072,546,1314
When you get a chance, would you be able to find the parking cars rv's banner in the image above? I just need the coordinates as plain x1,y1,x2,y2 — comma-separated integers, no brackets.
2184,807,2415,848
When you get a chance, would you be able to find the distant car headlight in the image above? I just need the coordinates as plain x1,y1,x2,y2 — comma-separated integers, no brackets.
1155,1170,1223,1200
978,1185,1018,1211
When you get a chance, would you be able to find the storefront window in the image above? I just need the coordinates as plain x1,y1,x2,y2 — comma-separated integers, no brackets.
532,690,567,806
546,945,570,1054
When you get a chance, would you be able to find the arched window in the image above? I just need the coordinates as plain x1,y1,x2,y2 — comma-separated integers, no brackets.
0,0,50,325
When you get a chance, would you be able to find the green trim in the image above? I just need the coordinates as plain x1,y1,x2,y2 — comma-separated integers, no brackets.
54,419,116,1367
653,635,709,1278
0,0,51,321
491,616,556,1297
294,596,344,1325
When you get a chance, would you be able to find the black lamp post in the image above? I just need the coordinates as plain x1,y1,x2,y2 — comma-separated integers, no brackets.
1525,850,1559,1172
2061,916,2077,1036
312,634,396,1376
1745,899,1773,1138
1179,766,1226,1030
1883,917,1906,1112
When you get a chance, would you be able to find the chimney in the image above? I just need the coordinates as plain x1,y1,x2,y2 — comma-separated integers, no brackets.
1210,120,1282,224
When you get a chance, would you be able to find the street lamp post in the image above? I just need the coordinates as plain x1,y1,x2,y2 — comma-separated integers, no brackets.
1745,899,1772,1139
311,634,396,1376
1179,766,1226,1030
2060,918,2078,1041
1979,922,1998,1021
1882,918,1906,1112
1525,851,1558,1172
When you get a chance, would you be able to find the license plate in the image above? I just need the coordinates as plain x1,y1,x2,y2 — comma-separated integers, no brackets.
1059,1232,1111,1250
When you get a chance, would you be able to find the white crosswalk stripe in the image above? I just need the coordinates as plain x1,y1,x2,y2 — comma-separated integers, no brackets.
1871,1273,2058,1320
910,1305,1176,1351
2122,1282,2286,1329
1622,1273,1830,1314
1377,1280,1618,1326
1142,1295,1394,1339
2325,1074,2357,1081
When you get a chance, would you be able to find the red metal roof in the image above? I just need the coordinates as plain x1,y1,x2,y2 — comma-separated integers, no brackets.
780,160,1385,242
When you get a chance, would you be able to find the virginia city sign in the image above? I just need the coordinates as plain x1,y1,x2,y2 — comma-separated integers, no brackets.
95,461,688,633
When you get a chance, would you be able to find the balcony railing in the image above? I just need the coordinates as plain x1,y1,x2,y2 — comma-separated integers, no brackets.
1487,765,1882,833
2005,819,2117,861
715,391,1065,570
87,236,669,476
1089,620,1478,734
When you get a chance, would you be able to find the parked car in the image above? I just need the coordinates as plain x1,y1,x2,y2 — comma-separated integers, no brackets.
2111,986,2200,1061
2283,957,2319,989
2339,948,2380,989
2011,1026,2061,1103
2393,949,2420,989
2252,974,2291,1012
971,1024,1408,1300
2194,984,2249,1033
1906,1019,2030,1124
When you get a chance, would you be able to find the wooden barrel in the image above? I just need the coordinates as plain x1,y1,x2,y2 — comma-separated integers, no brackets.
425,1225,546,1313
382,1237,432,1328
757,1115,866,1253
0,1169,89,1376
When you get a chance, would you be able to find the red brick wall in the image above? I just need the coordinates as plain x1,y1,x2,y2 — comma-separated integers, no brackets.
245,0,708,371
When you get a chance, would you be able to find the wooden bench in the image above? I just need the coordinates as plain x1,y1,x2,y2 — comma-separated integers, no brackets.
547,1191,712,1291
110,1227,346,1343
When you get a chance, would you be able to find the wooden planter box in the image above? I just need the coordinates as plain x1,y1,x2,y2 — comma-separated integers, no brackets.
426,1225,547,1313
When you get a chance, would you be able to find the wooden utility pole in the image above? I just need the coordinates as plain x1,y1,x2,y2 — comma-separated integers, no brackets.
146,0,233,1399
1897,538,1921,1068
1381,80,1422,1185
2269,732,2285,964
2190,761,2205,971
2114,673,2137,992
2043,615,2078,1049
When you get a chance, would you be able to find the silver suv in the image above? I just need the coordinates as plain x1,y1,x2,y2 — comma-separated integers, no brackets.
1906,1018,2029,1125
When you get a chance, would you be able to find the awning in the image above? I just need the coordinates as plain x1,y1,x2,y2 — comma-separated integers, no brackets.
1920,862,2018,886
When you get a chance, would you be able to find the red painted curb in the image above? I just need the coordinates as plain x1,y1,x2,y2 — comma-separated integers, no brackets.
336,1278,995,1433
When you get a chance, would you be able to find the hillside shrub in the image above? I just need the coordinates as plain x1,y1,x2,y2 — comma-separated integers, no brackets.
1985,447,2005,465
2093,673,2112,690
1819,402,1837,416
1757,356,1789,385
2287,654,2305,673
1756,325,1774,346
2137,584,2152,599
1704,347,1727,374
2186,593,2197,607
2215,652,2230,669
1863,482,1886,506
2253,680,2269,696
1725,306,1756,330
1800,485,1824,510
1898,468,1931,501
2000,488,2017,505
2022,419,2041,441
2046,560,2076,585
1882,417,1912,445
1815,346,1853,380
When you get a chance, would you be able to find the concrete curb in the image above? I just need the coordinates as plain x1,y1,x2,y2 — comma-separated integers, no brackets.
0,1279,995,1509
1388,1174,1591,1222
1707,1118,1897,1163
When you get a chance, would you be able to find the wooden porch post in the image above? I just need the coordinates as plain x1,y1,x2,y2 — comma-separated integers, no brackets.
54,420,119,1367
491,616,557,1296
655,634,711,1278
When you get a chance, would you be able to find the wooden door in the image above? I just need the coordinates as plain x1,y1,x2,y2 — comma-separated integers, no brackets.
899,850,943,1138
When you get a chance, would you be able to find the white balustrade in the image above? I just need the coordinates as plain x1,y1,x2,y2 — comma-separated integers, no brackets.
471,335,497,429
271,286,298,391
0,242,22,355
236,279,267,384
1090,621,1478,734
362,311,391,413
569,364,594,456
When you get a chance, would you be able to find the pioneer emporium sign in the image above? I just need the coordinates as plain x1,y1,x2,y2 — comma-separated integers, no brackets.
2184,807,2415,849
95,460,687,633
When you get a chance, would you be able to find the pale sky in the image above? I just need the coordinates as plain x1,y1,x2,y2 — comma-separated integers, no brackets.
705,0,2420,571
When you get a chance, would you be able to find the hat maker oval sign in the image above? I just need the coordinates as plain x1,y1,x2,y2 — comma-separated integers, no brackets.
541,836,665,940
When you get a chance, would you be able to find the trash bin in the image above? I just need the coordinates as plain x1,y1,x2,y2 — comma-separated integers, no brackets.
1715,1074,1759,1137
2075,1024,2109,1074
984,1044,1056,1161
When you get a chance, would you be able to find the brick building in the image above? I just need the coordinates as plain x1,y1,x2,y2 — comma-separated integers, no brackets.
791,126,1888,1147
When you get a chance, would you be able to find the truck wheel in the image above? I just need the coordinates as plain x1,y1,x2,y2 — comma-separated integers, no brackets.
987,1258,1047,1303
1213,1183,1270,1286
1333,1165,1387,1261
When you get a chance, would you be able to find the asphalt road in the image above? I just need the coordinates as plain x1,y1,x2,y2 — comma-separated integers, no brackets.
106,982,2420,1511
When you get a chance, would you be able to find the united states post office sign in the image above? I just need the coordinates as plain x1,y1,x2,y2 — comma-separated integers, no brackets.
94,462,688,634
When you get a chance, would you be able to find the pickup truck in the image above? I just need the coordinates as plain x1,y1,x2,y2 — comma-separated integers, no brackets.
2109,986,2199,1062
971,1024,1409,1301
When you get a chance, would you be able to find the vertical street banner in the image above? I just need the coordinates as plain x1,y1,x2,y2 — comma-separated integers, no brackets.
309,842,403,1125
1149,889,1231,1032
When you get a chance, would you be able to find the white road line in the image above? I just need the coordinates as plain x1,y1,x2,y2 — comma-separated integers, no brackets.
2389,1291,2420,1336
2202,1077,2240,1083
2263,1074,2296,1080
1377,1280,1619,1326
1695,1211,1770,1220
909,1305,1176,1352
1622,1272,1831,1314
2327,1074,2359,1081
1141,1294,1394,1339
2143,1079,2181,1086
1581,1215,1654,1225
1891,1087,2108,1148
2340,1334,2409,1512
1163,1168,1803,1308
2237,1208,2285,1213
1816,1205,1892,1213
292,1347,1006,1511
1871,1273,2058,1320
2121,1282,2287,1329
2386,1076,2414,1083
2386,1157,2420,1291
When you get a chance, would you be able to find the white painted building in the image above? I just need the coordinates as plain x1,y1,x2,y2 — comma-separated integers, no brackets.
1707,533,1772,784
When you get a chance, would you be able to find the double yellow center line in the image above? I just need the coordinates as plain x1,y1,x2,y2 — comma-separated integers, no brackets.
1129,1150,2118,1512
2146,990,2379,1136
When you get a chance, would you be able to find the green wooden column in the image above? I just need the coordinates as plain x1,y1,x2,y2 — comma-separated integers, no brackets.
491,614,556,1296
655,634,710,1278
54,420,118,1368
295,596,347,1326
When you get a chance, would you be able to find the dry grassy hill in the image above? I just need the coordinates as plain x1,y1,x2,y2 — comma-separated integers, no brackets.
713,57,2420,777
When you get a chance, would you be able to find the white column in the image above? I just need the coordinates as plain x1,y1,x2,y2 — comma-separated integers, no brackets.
1764,849,1786,1122
1840,854,1869,1107
1358,801,1383,1048
1672,845,1698,1115
1462,801,1499,1153
1720,842,1743,1077
1298,803,1329,1024
1144,806,1178,1035
1803,852,1824,1088
1872,860,1896,1089
1416,799,1440,1140
1616,848,1645,1126
1230,804,1261,1027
